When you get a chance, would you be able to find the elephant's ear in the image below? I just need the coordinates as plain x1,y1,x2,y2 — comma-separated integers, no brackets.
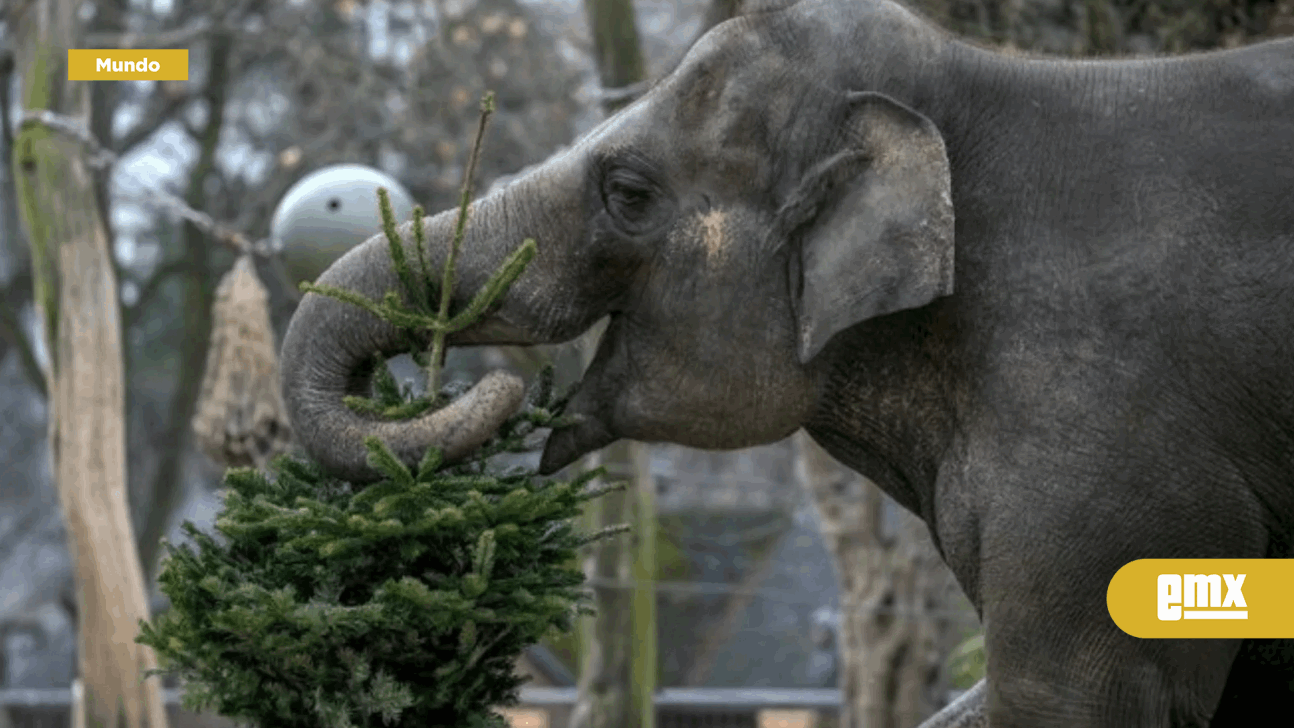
783,91,954,364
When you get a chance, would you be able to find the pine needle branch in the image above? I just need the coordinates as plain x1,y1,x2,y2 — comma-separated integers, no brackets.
139,88,629,728
431,92,497,393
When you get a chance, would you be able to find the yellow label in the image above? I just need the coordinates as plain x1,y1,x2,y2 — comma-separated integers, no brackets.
68,49,189,81
1107,559,1294,638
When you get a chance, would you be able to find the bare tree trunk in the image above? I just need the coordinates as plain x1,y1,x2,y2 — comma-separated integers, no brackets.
568,315,656,728
570,439,645,728
584,0,646,114
0,40,47,398
571,1,656,726
794,432,956,728
628,437,657,728
9,2,169,728
137,28,233,582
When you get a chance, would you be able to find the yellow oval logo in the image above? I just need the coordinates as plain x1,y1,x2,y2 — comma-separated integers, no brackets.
1107,559,1294,638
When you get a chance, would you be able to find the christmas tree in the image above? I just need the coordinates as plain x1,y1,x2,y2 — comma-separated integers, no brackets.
138,93,624,728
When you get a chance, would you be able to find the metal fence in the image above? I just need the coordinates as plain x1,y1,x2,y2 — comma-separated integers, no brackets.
0,685,967,728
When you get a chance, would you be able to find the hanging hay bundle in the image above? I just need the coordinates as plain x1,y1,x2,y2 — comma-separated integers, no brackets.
191,254,293,469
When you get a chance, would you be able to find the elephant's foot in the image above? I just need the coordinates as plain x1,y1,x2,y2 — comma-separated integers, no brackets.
914,679,987,728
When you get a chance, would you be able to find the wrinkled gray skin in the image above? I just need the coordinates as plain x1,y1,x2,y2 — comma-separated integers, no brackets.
280,0,1294,725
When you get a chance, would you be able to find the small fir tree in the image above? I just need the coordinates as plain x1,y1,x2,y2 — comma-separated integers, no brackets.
138,93,626,728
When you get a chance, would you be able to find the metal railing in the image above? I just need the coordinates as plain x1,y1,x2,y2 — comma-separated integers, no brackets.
0,686,966,711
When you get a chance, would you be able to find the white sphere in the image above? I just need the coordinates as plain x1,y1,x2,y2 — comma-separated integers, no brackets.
271,164,417,286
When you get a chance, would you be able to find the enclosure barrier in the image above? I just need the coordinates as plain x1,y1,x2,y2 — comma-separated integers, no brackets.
0,686,967,728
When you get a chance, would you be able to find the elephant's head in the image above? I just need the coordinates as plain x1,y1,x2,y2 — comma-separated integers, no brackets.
280,0,955,482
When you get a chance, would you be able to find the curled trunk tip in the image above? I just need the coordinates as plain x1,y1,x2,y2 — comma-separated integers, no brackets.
295,367,526,484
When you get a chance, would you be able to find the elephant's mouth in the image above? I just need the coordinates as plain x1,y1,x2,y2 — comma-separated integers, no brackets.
538,394,617,474
536,317,624,474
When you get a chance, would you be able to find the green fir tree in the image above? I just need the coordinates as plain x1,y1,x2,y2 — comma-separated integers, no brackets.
138,93,626,728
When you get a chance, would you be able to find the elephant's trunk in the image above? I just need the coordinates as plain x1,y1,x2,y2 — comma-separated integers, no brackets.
279,185,561,483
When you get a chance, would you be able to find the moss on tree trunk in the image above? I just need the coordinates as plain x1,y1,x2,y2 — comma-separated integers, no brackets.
10,2,169,727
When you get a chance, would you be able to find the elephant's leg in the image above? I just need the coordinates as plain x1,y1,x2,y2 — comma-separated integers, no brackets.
973,457,1262,724
914,679,988,728
983,575,1243,727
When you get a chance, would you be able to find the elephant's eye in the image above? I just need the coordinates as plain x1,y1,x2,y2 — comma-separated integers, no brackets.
603,168,665,233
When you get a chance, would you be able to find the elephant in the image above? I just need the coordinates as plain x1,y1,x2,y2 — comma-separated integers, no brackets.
278,0,1294,725
269,164,436,390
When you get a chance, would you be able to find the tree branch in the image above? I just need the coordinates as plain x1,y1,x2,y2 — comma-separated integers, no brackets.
113,87,192,157
1,46,15,153
83,17,213,49
137,29,235,582
83,0,270,50
0,290,47,397
20,108,274,257
0,42,42,397
123,258,188,330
